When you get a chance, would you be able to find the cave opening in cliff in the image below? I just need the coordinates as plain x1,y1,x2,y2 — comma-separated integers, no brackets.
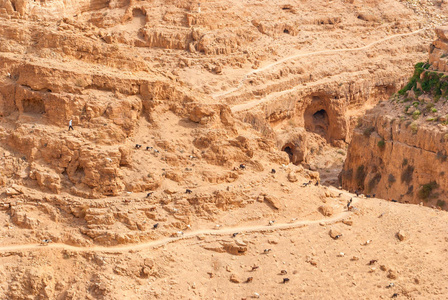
22,98,45,115
312,109,329,135
73,166,85,184
282,143,300,164
132,8,146,26
304,108,329,138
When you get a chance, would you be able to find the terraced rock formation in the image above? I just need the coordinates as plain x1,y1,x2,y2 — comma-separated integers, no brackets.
0,0,448,299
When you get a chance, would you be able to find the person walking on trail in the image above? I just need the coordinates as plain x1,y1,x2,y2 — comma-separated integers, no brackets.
68,119,74,131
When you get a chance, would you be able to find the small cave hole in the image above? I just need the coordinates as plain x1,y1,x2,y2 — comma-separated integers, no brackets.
283,146,293,158
312,109,329,136
313,109,327,123
282,143,302,164
132,8,146,26
283,29,290,34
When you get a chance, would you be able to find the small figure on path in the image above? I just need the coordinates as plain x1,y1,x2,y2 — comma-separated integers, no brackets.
40,239,52,246
347,198,353,210
68,119,74,131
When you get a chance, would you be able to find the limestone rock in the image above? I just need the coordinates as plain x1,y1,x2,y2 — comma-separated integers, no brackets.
268,238,279,244
387,269,398,279
6,184,23,196
319,205,334,216
189,105,215,125
229,274,240,283
263,194,282,210
342,219,353,226
287,171,299,182
396,230,407,241
329,229,342,240
223,240,247,255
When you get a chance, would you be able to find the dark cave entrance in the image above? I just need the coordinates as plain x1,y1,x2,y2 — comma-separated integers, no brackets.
312,109,329,136
282,143,302,165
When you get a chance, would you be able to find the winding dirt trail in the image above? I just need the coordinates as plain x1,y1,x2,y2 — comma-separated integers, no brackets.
0,189,358,253
213,29,426,100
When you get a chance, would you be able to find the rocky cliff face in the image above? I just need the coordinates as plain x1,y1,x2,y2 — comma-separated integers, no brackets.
342,25,448,208
0,0,443,197
341,101,448,207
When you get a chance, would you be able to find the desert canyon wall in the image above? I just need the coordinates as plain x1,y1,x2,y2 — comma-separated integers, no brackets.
0,0,448,299
342,25,448,208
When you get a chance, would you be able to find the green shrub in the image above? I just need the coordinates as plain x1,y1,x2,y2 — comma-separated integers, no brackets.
404,105,411,113
368,173,382,192
363,127,375,137
377,139,386,149
431,108,437,113
401,165,414,184
402,158,408,166
337,149,346,155
412,110,420,120
398,62,427,95
437,200,446,208
410,122,418,134
418,181,438,201
388,174,396,184
437,151,447,162
426,117,435,122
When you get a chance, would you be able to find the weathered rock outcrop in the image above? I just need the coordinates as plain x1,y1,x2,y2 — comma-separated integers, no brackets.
341,104,448,207
342,25,448,208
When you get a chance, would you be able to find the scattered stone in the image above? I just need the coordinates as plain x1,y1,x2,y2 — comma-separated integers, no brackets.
6,185,23,196
234,239,247,247
223,240,247,255
319,205,334,216
268,238,279,245
329,229,342,240
287,171,299,182
396,230,407,241
230,274,240,283
362,240,372,246
342,219,353,226
387,269,398,280
263,194,282,210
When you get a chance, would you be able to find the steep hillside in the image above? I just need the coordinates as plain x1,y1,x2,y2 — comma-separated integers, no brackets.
0,0,448,299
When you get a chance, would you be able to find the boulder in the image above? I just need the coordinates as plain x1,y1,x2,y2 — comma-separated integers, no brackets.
287,171,299,182
229,274,240,283
396,230,407,241
329,229,342,240
189,105,215,125
319,205,334,216
263,194,282,210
